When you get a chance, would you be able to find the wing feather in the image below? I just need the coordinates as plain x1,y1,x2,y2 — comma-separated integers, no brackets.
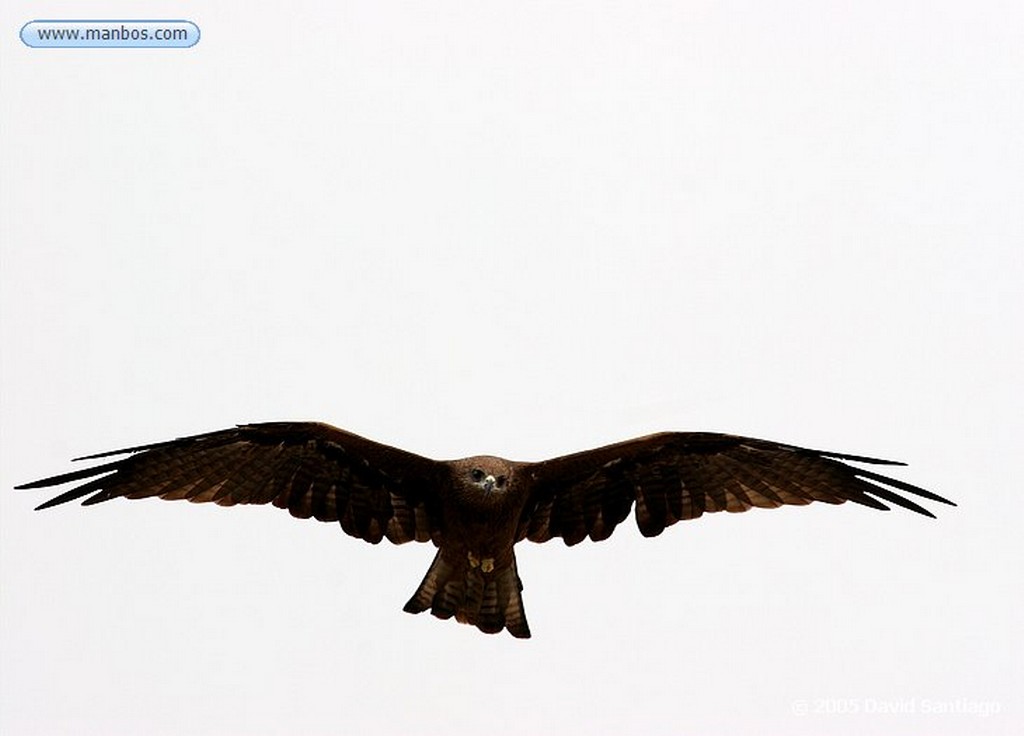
19,422,444,545
518,432,953,544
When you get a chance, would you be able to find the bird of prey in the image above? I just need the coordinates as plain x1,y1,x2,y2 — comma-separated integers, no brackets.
18,422,953,638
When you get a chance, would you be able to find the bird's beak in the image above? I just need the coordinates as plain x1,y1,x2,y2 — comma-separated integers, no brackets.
483,475,496,493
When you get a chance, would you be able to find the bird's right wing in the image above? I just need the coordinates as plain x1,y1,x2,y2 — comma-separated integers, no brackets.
18,422,445,545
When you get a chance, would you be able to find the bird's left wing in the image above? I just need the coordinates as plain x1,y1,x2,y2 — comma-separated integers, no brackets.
18,422,444,545
517,432,955,545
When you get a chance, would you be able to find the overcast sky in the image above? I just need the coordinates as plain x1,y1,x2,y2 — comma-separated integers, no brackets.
2,2,1021,734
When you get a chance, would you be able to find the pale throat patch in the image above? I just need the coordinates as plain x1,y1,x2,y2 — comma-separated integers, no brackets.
467,551,495,573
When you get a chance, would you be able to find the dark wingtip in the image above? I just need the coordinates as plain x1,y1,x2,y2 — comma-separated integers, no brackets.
19,464,121,510
73,443,157,461
32,485,101,510
816,450,908,466
15,477,67,490
854,467,955,507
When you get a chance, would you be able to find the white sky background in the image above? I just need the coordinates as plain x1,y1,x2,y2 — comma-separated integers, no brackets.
1,1,1021,734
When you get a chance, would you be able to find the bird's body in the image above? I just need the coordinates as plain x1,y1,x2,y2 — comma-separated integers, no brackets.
406,455,533,636
18,422,954,638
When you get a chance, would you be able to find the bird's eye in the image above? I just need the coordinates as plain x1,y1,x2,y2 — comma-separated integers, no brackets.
471,469,485,482
496,475,507,488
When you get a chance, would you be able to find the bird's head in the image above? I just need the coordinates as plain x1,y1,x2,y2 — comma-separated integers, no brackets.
455,456,514,498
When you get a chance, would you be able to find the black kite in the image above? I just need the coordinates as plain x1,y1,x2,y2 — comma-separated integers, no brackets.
18,422,954,638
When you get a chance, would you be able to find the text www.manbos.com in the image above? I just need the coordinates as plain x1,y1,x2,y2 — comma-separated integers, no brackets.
21,21,200,48
40,26,187,41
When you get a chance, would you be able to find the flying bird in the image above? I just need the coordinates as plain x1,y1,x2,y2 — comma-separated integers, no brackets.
18,422,953,638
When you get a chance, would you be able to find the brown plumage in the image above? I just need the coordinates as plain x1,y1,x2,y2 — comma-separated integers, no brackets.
17,422,954,638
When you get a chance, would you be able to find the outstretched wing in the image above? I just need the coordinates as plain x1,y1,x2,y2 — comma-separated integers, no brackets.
518,432,954,545
18,422,444,545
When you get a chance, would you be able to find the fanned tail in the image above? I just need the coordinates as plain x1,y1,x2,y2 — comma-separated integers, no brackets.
403,548,530,638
